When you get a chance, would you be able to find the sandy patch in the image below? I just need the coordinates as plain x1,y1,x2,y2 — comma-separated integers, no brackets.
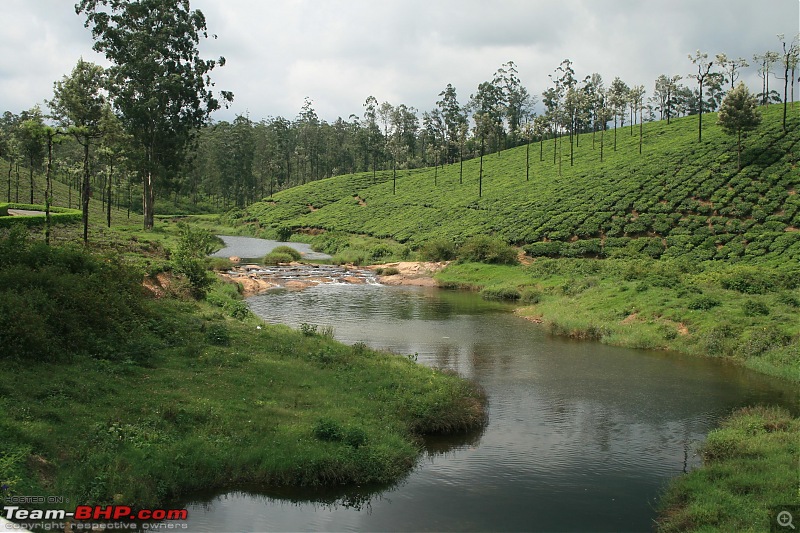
369,261,449,286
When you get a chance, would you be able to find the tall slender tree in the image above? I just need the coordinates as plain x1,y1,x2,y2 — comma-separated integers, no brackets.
49,59,107,242
77,0,232,230
688,50,715,142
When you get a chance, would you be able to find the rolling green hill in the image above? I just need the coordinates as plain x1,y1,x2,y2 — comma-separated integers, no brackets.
241,104,799,263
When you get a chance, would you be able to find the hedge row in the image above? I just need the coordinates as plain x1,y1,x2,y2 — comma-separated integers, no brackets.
0,203,82,228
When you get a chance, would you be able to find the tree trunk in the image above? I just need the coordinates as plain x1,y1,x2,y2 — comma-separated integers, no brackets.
698,80,704,142
613,116,618,151
479,136,484,198
15,163,20,202
45,135,53,246
526,139,530,181
6,160,11,202
82,142,90,244
107,155,113,228
29,156,34,204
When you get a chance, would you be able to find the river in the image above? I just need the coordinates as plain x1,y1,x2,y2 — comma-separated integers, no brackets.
181,279,797,532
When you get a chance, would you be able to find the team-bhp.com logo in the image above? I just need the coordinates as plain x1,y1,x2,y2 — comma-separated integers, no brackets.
2,504,188,530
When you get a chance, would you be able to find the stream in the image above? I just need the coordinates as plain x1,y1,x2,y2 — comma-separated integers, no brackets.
181,270,797,532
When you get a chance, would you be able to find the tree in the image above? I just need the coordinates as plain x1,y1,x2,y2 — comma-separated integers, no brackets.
49,58,107,243
76,0,233,230
718,83,762,170
629,85,646,154
753,51,780,105
715,53,748,89
608,77,629,151
18,107,46,205
776,34,800,130
494,61,534,148
688,50,715,142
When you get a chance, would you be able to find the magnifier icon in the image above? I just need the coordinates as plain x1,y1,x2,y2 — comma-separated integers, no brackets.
778,510,796,530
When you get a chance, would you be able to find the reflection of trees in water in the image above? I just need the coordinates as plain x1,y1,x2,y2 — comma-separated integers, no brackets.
434,343,456,370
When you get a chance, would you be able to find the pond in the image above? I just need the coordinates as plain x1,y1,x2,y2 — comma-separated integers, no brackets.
184,282,797,532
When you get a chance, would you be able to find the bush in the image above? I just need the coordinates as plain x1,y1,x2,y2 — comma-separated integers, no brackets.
480,287,521,300
520,288,542,304
419,238,457,261
263,252,295,265
313,418,344,442
742,300,770,317
270,245,302,261
688,295,721,310
275,226,293,242
375,266,400,276
523,241,562,257
458,235,518,265
204,323,230,346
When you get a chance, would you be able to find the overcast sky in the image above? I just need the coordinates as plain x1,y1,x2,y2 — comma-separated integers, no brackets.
1,0,798,123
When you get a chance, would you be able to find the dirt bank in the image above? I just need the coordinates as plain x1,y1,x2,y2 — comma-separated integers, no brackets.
368,261,449,286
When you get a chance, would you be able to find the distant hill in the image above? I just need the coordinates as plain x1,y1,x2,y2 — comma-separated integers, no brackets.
240,104,799,263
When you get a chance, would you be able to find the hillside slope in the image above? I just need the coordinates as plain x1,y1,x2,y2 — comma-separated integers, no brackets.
242,105,799,263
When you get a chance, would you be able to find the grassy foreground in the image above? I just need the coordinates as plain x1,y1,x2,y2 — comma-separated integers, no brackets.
656,406,799,532
0,228,486,510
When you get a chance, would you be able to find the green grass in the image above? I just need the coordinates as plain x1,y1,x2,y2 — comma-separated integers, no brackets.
657,406,800,532
0,230,486,510
239,105,800,263
435,258,800,382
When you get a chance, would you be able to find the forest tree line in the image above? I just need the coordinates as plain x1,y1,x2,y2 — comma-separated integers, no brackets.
0,13,797,225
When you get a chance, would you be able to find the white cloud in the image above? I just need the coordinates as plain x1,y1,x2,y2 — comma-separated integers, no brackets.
0,0,797,122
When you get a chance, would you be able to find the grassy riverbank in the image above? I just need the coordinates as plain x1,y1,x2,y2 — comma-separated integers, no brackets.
656,406,799,532
0,229,486,509
435,258,800,383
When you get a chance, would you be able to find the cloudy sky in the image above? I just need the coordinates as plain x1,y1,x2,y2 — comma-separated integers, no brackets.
1,0,798,123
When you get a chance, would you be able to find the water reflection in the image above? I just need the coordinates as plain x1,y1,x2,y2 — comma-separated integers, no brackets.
184,283,797,532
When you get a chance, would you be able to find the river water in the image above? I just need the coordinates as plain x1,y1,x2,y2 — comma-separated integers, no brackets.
184,282,797,532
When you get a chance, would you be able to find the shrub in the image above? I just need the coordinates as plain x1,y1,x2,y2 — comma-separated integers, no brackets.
419,238,457,261
523,241,562,258
313,418,344,442
688,295,721,310
520,288,542,304
458,235,518,265
275,225,293,242
742,300,770,317
375,266,400,276
270,245,302,261
343,427,368,448
263,252,295,265
480,287,521,300
300,323,318,336
204,323,230,346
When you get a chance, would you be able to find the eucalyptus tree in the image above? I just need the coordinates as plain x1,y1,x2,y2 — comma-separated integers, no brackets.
97,106,127,227
688,50,715,142
436,83,466,164
718,82,762,170
494,61,534,148
776,34,799,130
608,77,629,150
0,112,18,202
715,53,749,89
652,74,682,124
17,107,46,205
362,96,381,181
77,0,233,230
469,80,505,156
629,85,646,154
584,73,604,148
753,51,780,105
422,109,444,184
49,59,108,242
296,98,320,183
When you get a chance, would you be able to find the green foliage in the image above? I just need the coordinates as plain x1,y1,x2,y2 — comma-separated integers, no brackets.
239,105,798,263
312,418,344,442
270,245,302,261
687,295,721,310
742,299,770,317
658,407,798,532
0,203,82,228
263,252,295,265
458,235,518,265
276,225,293,241
419,238,458,261
0,235,165,363
204,323,230,346
480,286,521,300
171,224,219,298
